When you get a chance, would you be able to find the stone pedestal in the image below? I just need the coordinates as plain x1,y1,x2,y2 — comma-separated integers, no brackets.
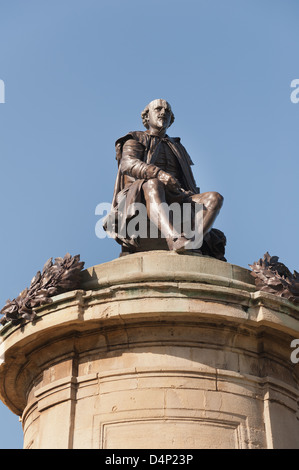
1,251,299,449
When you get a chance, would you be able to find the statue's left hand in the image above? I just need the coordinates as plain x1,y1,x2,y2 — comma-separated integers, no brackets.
158,171,181,192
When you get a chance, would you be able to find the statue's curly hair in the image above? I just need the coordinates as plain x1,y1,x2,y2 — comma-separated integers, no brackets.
141,99,175,129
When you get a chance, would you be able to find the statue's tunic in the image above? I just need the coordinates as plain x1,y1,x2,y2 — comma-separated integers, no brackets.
112,131,199,202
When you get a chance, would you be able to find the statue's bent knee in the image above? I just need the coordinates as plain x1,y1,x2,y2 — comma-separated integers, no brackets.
205,192,223,211
215,192,224,209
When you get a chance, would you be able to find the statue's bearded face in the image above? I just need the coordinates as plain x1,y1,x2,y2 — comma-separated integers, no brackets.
147,99,172,132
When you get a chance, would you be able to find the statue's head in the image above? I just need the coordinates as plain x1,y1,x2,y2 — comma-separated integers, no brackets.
141,99,175,132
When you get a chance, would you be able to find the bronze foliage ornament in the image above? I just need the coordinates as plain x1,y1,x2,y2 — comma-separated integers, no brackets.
249,252,299,304
0,253,85,326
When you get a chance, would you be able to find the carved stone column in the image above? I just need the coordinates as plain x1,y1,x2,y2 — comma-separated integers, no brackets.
1,251,299,449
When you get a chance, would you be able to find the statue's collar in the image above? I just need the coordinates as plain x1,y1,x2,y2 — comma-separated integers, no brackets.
145,130,168,139
145,130,180,143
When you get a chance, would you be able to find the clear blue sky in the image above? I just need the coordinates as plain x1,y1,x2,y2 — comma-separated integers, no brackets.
0,0,298,449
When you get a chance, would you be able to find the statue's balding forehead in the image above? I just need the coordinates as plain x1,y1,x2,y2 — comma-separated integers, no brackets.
148,99,171,110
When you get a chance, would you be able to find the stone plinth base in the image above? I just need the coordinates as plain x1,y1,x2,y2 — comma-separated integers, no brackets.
1,252,299,448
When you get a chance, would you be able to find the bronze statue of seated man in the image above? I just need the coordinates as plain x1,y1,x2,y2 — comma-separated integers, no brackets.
104,99,226,260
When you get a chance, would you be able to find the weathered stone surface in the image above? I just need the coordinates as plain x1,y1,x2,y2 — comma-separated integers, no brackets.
1,252,299,449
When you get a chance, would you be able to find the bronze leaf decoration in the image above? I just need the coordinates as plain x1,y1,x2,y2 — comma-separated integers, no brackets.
249,252,299,304
0,253,85,326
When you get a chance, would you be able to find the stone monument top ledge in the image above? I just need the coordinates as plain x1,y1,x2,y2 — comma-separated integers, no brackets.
81,250,255,292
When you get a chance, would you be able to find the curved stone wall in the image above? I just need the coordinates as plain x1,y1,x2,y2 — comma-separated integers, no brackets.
0,252,299,448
